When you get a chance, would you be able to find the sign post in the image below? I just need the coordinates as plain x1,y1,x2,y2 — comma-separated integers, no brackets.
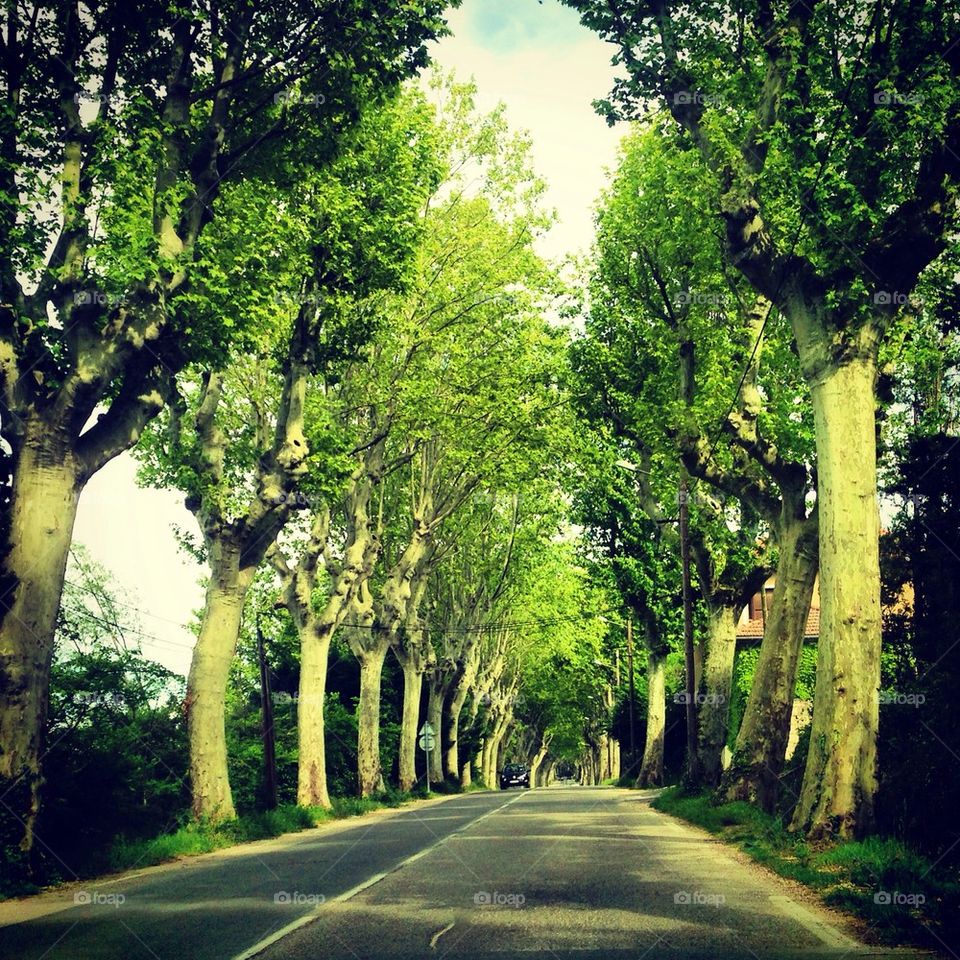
418,722,436,794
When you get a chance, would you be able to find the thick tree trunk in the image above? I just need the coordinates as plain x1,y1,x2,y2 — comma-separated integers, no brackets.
357,646,388,797
461,759,472,788
792,355,881,838
187,563,251,821
698,605,738,787
722,517,818,810
638,648,667,787
0,439,81,862
297,620,333,809
398,660,423,792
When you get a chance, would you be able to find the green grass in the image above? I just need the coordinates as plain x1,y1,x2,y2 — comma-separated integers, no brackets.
109,788,435,875
652,787,960,947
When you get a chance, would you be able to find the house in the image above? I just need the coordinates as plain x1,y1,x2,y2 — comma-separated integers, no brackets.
734,576,820,760
736,576,820,644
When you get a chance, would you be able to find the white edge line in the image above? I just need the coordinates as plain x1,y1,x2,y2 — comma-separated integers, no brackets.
229,791,527,960
767,894,862,951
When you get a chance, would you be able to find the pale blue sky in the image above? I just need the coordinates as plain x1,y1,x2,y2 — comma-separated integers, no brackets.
460,0,591,53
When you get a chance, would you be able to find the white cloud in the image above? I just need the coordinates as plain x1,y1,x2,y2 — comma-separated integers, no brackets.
432,4,623,262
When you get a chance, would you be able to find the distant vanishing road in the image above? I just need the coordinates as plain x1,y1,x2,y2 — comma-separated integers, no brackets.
0,787,936,960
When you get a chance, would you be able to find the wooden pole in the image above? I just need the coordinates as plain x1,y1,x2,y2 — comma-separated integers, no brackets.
257,618,278,810
626,616,636,760
679,473,701,785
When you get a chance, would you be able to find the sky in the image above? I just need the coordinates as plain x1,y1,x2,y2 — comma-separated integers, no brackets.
71,0,624,678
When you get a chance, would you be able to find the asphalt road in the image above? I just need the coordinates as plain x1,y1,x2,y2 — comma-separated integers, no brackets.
0,787,936,960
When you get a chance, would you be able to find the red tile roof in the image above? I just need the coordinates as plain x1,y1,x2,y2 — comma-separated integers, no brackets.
736,606,819,642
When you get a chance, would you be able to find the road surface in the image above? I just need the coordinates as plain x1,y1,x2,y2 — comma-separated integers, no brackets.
0,787,934,960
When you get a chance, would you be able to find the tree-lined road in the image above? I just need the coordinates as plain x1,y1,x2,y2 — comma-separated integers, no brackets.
0,789,932,960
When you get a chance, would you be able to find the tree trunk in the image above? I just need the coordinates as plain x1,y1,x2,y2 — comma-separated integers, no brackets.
461,759,472,788
357,646,388,797
792,355,881,838
0,437,81,863
398,660,423,792
638,647,667,787
481,736,494,787
487,718,512,787
427,680,444,781
297,620,333,809
187,562,250,821
598,733,610,781
529,741,549,787
722,516,818,810
443,682,470,781
483,713,509,787
698,605,738,787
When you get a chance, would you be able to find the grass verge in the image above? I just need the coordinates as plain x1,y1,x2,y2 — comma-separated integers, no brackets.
109,787,432,874
652,787,960,949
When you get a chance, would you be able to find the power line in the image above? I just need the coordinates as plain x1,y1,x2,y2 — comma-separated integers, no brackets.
64,604,196,652
339,609,619,633
63,576,614,645
64,578,198,631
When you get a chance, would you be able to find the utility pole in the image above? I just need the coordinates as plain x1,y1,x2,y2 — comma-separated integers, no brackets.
626,616,636,761
257,618,278,810
679,472,701,785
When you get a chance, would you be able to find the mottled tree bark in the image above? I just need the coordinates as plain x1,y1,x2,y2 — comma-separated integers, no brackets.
722,515,818,810
791,353,881,838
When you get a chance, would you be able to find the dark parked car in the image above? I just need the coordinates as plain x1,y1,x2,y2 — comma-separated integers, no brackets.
500,763,530,789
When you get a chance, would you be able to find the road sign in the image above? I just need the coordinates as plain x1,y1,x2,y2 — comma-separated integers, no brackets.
419,722,435,737
418,733,436,751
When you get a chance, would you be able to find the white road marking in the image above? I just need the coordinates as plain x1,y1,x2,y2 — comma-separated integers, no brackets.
229,792,526,960
429,921,455,949
767,894,862,951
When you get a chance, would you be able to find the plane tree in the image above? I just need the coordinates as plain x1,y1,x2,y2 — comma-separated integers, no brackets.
134,90,440,819
0,0,456,861
564,0,960,838
583,119,820,806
